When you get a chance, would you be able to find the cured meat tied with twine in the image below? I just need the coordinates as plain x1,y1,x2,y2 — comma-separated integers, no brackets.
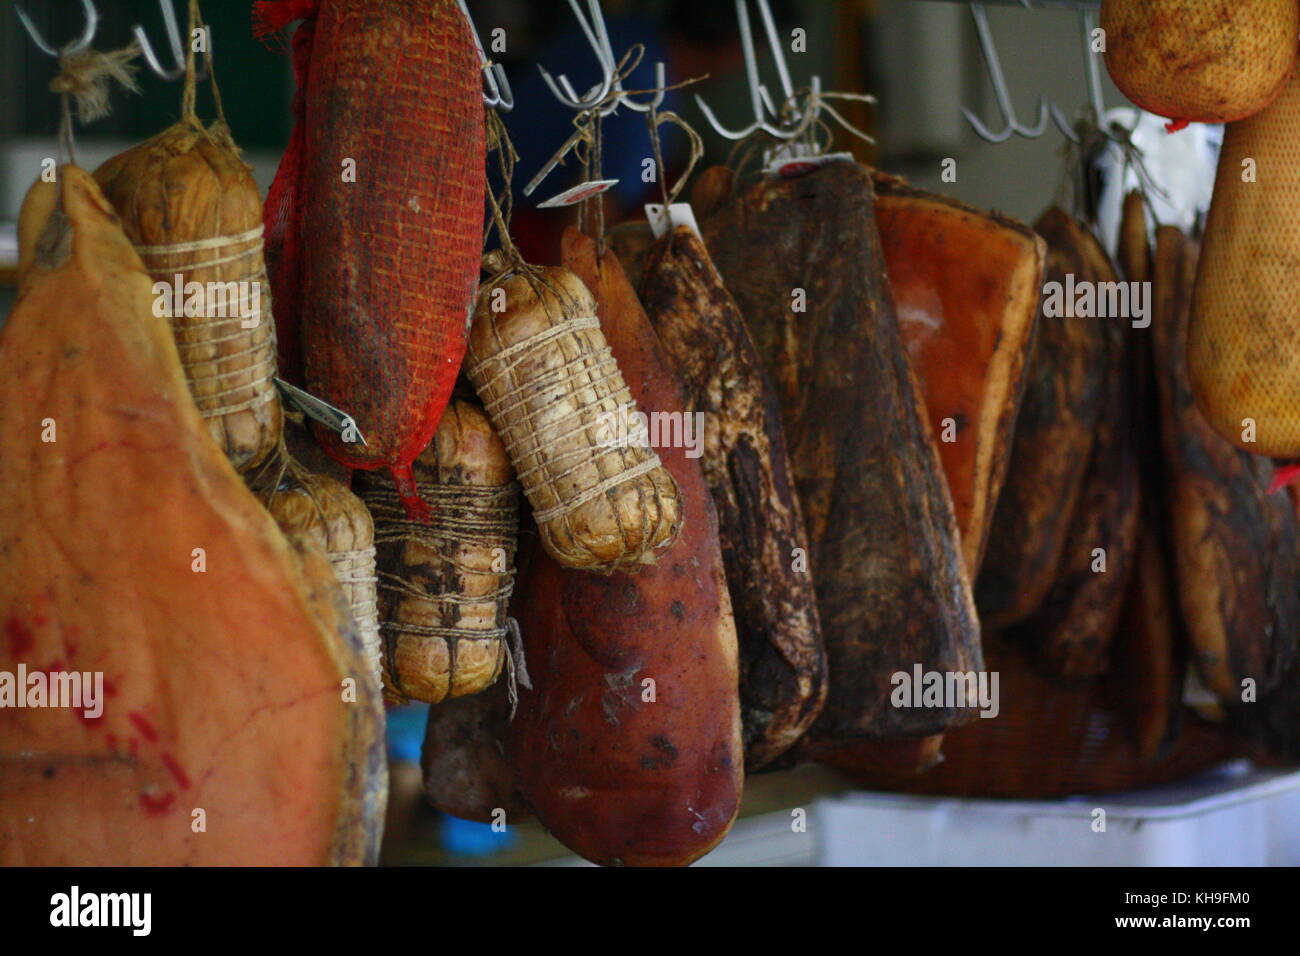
256,0,486,518
355,400,520,706
257,468,383,686
95,59,281,472
466,267,681,572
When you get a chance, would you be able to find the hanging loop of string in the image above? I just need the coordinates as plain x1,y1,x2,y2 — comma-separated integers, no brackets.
1053,111,1167,227
179,0,232,144
646,106,704,211
724,85,877,181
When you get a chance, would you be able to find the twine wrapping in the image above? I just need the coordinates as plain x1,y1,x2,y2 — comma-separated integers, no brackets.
137,226,278,419
361,481,519,705
469,312,665,525
249,440,384,694
330,545,381,686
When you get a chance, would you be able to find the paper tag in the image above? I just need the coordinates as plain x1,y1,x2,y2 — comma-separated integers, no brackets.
644,203,700,239
762,147,855,180
274,377,368,447
536,179,619,209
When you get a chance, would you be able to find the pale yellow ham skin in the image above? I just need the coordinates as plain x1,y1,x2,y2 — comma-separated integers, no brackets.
0,167,381,865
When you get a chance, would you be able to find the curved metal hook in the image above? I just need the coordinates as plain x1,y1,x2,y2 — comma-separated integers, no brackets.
695,0,804,141
537,0,615,111
458,0,513,112
1047,8,1109,142
131,0,207,82
15,0,98,57
962,2,1051,142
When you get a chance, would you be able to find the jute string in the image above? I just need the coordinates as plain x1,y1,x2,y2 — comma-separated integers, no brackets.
726,86,877,181
248,439,384,688
361,481,521,707
49,43,141,165
469,314,665,524
138,223,277,418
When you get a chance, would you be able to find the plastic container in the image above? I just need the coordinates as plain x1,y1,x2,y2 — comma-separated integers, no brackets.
814,762,1300,866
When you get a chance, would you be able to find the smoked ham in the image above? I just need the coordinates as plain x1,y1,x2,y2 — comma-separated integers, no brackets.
1154,227,1299,700
873,173,1044,576
977,208,1109,629
1012,235,1140,681
639,225,825,771
702,161,982,745
0,168,385,865
508,228,742,867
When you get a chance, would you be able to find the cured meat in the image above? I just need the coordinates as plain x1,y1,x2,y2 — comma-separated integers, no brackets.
1190,61,1300,457
976,208,1109,629
256,0,486,516
508,228,742,867
421,678,529,823
873,173,1044,576
1154,226,1299,700
639,225,825,771
703,161,981,743
95,119,282,472
0,168,385,865
466,267,680,572
1188,62,1300,456
837,637,1244,799
1117,190,1151,285
1112,523,1187,762
606,220,655,292
258,470,382,686
1102,0,1298,126
1013,240,1140,681
355,399,518,705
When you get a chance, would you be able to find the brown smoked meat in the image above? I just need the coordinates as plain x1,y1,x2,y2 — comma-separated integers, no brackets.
639,225,825,771
506,228,743,867
702,161,981,744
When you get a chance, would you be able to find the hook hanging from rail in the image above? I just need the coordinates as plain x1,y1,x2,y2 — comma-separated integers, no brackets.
131,0,207,82
537,0,617,111
694,0,807,141
1047,5,1109,142
557,0,668,116
14,0,98,56
458,0,513,112
961,2,1053,142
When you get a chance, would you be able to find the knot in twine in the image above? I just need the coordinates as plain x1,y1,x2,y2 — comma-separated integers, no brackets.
50,43,141,125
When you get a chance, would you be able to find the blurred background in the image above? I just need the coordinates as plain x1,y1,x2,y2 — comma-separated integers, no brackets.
0,1,1125,291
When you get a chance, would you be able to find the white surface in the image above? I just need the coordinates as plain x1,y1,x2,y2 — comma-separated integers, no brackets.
814,762,1300,866
1095,106,1221,259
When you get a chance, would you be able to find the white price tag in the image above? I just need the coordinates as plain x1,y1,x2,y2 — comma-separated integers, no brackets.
644,203,700,239
536,179,619,209
762,149,855,180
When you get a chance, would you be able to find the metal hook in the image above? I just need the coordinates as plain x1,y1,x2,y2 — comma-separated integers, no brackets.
1047,6,1107,142
537,0,616,111
15,0,98,57
961,2,1051,142
572,0,668,117
131,0,209,82
695,0,808,141
458,0,513,112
